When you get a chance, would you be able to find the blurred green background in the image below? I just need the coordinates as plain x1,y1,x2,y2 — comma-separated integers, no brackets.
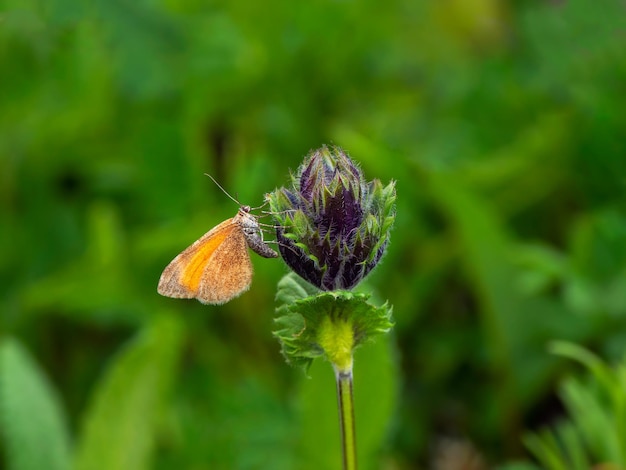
2,0,626,468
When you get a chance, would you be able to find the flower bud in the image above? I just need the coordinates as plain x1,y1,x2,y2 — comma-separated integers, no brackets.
267,146,396,291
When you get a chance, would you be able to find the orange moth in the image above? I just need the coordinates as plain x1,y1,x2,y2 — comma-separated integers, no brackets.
157,179,278,304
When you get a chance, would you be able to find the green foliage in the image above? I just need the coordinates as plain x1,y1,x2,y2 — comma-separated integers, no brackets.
74,315,184,470
296,327,398,470
274,271,396,468
427,174,591,436
525,342,626,469
274,273,393,370
2,0,626,467
0,338,71,470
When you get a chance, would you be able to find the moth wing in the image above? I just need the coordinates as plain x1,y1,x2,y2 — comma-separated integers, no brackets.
157,218,238,300
196,227,253,304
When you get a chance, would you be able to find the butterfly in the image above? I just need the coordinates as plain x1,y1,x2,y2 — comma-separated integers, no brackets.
157,178,278,304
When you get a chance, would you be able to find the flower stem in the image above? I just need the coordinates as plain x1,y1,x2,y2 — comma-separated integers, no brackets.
335,365,357,470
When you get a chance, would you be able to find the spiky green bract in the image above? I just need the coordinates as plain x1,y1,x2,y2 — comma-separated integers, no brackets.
274,273,394,371
267,145,396,291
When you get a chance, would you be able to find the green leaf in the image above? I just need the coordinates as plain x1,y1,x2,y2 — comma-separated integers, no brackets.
274,273,393,370
556,420,589,470
525,345,626,468
524,429,569,470
549,341,615,393
275,272,321,312
0,337,72,470
74,314,184,470
561,378,620,464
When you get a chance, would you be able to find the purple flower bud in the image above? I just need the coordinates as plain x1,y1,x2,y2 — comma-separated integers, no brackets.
268,146,396,290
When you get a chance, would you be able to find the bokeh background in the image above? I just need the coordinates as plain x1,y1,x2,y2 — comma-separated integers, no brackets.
2,0,626,468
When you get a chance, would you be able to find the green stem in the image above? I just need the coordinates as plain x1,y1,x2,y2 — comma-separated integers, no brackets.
335,365,357,470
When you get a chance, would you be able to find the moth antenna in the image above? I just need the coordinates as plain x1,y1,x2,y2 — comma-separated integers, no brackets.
204,173,241,206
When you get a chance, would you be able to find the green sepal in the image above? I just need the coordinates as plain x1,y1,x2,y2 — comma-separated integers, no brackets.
274,273,394,371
